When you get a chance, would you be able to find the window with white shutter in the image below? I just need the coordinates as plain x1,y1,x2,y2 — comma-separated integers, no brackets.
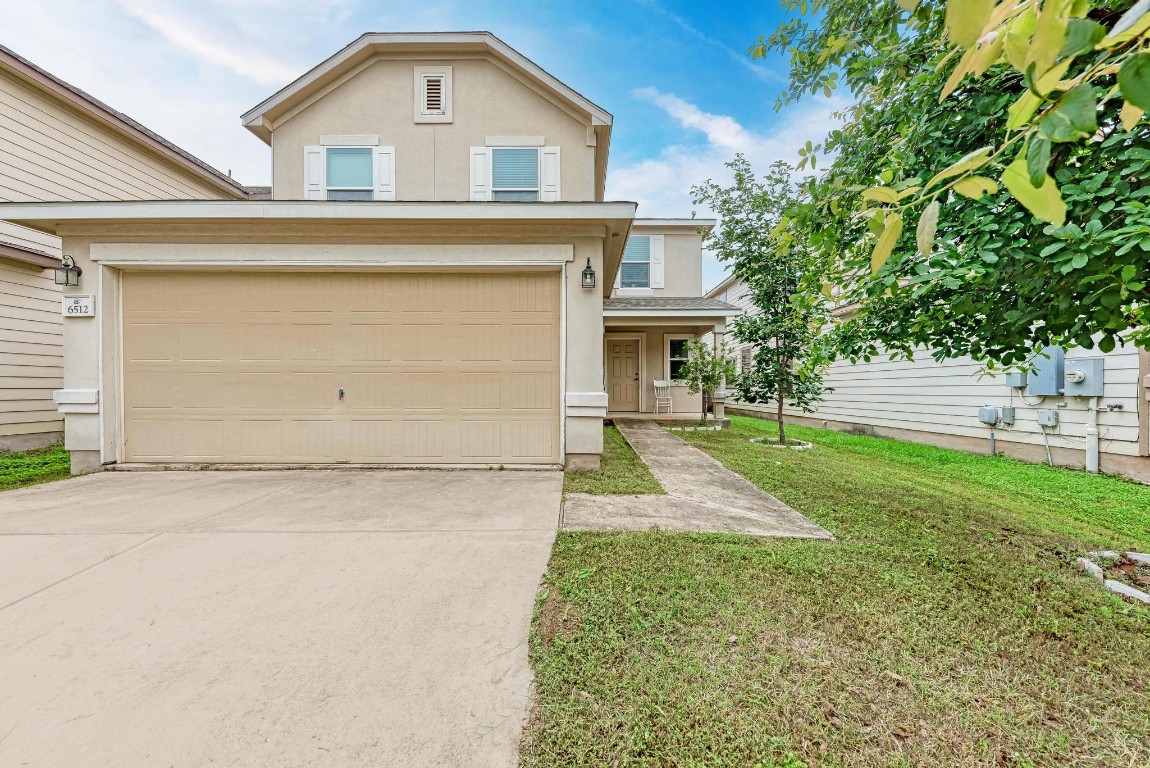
303,145,395,201
414,66,452,123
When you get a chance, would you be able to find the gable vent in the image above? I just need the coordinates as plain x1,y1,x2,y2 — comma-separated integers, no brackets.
415,66,452,123
423,75,444,114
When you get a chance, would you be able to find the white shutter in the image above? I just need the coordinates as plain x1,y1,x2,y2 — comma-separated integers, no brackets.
650,234,665,289
373,146,395,200
470,147,491,201
304,146,324,200
540,146,561,201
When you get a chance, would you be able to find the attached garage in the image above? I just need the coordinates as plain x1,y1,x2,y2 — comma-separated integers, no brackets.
121,271,561,465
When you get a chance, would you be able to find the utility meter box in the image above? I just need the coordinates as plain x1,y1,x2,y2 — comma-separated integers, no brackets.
978,406,999,425
1036,409,1059,427
1026,346,1065,396
1005,371,1028,388
999,406,1016,425
1063,357,1104,397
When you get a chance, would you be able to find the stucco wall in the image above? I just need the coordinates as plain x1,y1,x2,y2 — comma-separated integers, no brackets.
52,220,608,470
612,225,705,299
270,57,596,202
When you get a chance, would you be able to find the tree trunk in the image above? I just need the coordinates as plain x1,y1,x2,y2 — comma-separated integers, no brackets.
777,395,786,445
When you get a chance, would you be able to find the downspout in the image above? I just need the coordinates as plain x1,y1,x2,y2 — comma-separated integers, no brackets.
1086,396,1100,474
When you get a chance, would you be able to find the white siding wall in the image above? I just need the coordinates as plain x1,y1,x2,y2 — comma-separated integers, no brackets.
710,277,1148,463
0,66,236,448
0,260,63,444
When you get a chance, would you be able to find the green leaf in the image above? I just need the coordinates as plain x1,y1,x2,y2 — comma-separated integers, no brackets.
953,175,999,199
1122,265,1137,282
916,200,940,256
862,186,899,203
1002,147,1067,226
871,213,904,274
1027,0,1074,78
1102,0,1150,47
1118,53,1150,111
1038,84,1098,142
1006,90,1043,129
946,0,995,48
1026,136,1052,187
1099,335,1116,353
925,147,993,189
1058,18,1105,57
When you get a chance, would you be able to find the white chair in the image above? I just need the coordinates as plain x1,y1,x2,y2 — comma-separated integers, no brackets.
653,380,673,414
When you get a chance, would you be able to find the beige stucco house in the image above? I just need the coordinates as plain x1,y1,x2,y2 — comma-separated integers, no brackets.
708,273,1150,482
0,44,248,451
1,32,734,472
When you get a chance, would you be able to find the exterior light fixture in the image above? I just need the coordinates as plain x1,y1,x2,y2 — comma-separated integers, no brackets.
581,257,596,289
55,254,82,287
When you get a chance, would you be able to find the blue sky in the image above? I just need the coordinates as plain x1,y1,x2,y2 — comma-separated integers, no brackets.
0,0,841,289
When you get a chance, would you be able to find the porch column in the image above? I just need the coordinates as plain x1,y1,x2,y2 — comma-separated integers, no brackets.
711,323,726,421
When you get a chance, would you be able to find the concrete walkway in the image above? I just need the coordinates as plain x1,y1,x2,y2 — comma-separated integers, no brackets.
563,419,832,539
0,469,559,768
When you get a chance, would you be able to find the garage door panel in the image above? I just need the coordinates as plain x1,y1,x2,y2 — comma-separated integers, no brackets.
122,272,559,464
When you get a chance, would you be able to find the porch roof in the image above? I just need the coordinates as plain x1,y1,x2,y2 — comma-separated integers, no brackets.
604,296,740,315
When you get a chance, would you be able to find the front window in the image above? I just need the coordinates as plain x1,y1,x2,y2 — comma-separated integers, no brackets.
667,337,690,380
326,147,373,200
621,235,651,288
491,147,539,201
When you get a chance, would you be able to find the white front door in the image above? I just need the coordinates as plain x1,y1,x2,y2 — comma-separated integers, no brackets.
606,339,639,412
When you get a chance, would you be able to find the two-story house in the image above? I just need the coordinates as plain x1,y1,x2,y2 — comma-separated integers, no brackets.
1,32,735,473
0,44,248,452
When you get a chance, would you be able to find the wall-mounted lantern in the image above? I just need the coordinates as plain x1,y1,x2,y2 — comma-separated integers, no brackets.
55,255,82,287
581,257,596,289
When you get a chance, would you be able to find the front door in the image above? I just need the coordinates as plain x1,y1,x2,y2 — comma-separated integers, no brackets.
607,339,640,412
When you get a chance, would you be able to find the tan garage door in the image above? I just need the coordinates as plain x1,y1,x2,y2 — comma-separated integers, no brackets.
122,271,560,464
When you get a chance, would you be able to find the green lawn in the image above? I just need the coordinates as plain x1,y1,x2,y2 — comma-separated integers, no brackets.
525,416,1150,768
563,424,663,495
0,443,71,492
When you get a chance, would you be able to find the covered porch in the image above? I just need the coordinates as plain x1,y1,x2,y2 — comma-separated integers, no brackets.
602,297,740,421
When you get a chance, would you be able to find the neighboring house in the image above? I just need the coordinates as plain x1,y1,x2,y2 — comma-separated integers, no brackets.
0,31,739,473
0,44,248,451
708,273,1150,482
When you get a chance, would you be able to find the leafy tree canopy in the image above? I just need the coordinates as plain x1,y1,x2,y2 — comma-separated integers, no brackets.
758,0,1150,365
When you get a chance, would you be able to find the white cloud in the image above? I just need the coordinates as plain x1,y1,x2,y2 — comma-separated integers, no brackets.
605,88,845,289
114,0,303,86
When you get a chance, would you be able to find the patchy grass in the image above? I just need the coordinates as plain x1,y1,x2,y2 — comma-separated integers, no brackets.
563,424,663,495
525,417,1150,768
0,443,71,492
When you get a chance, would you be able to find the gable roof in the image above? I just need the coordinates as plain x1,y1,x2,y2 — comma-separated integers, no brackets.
240,32,614,199
0,44,248,199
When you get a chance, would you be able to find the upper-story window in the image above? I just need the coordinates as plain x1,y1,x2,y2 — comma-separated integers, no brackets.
325,147,374,200
491,148,540,201
620,235,651,288
470,143,560,201
303,142,395,201
616,233,664,290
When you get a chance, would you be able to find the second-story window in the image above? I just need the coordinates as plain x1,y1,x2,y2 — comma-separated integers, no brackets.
490,148,540,201
325,147,374,200
620,235,651,288
304,143,395,201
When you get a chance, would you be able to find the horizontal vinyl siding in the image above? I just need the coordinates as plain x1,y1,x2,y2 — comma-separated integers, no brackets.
0,71,226,202
0,261,61,438
715,278,1146,459
0,221,61,258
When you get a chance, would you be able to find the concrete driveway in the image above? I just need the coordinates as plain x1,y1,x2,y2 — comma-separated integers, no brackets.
0,469,560,767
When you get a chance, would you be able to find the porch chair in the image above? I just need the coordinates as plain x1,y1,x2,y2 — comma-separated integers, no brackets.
653,380,673,414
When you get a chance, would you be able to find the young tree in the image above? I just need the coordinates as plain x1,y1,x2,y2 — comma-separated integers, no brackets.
757,0,1150,365
678,339,736,425
692,156,833,444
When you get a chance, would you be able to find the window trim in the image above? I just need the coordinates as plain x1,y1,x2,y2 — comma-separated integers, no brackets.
489,146,541,202
323,146,374,200
619,234,652,290
665,334,692,383
414,66,452,123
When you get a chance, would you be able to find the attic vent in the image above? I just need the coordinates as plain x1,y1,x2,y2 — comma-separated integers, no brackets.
423,74,444,113
415,66,452,123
